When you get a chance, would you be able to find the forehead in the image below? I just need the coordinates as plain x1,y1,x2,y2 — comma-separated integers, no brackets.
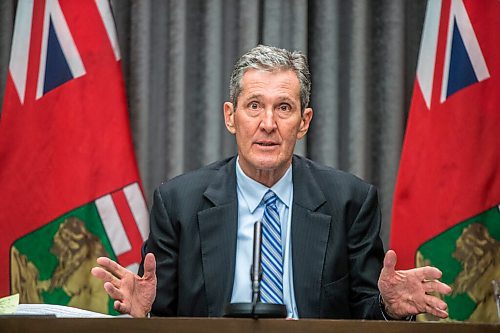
238,69,300,100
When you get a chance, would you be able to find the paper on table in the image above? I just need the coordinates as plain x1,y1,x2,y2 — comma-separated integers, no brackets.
0,294,19,314
15,304,112,318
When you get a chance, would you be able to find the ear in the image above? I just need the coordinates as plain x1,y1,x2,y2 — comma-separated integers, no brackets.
297,107,313,140
224,102,236,134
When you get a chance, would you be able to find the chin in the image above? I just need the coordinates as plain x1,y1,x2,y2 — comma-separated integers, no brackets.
254,158,287,172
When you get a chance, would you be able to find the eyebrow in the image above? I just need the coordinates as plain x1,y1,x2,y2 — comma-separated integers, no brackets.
243,94,263,101
243,94,297,105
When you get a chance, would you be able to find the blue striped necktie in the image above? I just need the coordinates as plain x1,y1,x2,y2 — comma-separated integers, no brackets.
260,190,283,304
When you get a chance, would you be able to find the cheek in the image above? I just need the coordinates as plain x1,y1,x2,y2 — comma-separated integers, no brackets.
282,127,300,145
279,130,301,155
234,128,253,149
235,122,258,142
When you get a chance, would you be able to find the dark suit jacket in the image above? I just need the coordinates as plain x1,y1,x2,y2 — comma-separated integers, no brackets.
140,155,386,319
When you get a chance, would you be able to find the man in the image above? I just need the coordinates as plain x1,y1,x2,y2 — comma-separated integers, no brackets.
92,45,451,319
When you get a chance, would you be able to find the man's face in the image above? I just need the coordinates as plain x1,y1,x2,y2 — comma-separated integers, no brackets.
224,69,313,185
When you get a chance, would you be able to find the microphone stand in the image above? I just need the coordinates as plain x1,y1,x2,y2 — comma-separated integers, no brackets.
224,220,287,318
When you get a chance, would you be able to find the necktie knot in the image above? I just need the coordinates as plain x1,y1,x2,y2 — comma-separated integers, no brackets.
263,190,277,206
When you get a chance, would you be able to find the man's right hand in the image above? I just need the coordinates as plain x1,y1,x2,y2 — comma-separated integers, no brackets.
91,253,157,317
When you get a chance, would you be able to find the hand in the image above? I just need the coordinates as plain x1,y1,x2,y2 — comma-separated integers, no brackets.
91,253,157,317
378,250,452,319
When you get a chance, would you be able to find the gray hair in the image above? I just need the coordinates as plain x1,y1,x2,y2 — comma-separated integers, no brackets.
229,45,311,112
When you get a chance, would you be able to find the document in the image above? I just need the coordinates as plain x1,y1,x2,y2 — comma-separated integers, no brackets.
0,294,19,314
15,303,112,318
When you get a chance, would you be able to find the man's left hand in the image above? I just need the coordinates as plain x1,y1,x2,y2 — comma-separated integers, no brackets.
378,250,452,319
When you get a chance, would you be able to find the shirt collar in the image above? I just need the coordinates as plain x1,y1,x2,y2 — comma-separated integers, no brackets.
235,156,293,213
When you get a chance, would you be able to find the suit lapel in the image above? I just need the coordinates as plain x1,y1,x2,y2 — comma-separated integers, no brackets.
291,156,331,318
198,157,238,316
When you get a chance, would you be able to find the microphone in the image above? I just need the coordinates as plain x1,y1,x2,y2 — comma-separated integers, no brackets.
223,220,287,318
250,220,263,310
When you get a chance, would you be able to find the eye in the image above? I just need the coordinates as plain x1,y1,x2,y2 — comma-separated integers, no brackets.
248,102,259,110
278,103,292,112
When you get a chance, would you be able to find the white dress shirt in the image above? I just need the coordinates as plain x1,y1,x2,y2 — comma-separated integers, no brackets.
230,157,299,318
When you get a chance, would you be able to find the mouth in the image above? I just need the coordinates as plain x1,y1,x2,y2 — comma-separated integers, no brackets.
255,140,279,147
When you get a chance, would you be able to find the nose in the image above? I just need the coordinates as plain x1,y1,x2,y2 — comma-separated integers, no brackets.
259,107,277,133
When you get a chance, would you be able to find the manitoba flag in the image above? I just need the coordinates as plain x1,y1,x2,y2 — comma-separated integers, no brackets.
391,0,500,322
0,0,148,314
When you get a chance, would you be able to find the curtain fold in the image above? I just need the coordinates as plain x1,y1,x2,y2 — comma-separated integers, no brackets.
0,0,427,246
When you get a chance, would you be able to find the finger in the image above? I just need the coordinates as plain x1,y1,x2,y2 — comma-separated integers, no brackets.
142,253,157,280
424,294,448,311
422,294,449,318
114,300,130,315
423,280,452,295
417,266,443,280
91,266,106,279
425,304,448,319
382,250,397,274
91,266,112,281
91,267,121,288
103,281,125,301
96,257,129,279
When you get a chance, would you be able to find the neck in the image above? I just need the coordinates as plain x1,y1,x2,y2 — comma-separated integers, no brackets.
253,169,286,188
237,159,292,188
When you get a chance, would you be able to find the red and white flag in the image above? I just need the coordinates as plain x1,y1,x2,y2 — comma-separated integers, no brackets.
391,0,500,322
0,0,148,314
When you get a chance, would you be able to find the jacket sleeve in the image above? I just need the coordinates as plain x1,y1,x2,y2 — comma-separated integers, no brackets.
139,187,179,316
346,184,386,320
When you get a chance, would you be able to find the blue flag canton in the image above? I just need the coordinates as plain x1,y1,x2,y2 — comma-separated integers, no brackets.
43,17,74,95
446,18,479,99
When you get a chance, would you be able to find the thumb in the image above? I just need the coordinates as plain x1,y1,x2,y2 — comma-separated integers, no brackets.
142,253,157,280
382,249,397,274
